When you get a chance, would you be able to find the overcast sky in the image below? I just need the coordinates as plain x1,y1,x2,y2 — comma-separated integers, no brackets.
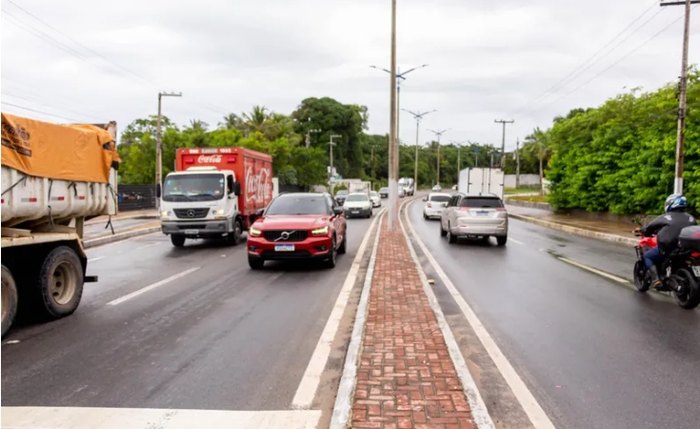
1,0,698,152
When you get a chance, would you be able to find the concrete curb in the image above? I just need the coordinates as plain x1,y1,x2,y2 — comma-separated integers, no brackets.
84,226,161,249
509,213,637,247
504,199,552,211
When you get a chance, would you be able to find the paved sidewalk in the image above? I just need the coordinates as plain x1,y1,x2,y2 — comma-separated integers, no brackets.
351,218,475,429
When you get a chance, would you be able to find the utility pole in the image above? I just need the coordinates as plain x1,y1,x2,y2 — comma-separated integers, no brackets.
452,141,467,184
515,138,521,189
403,109,436,192
328,134,341,189
494,119,514,169
428,129,448,186
156,91,182,209
387,0,398,229
661,0,697,194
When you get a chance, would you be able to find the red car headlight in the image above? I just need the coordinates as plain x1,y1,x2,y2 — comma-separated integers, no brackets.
311,226,329,236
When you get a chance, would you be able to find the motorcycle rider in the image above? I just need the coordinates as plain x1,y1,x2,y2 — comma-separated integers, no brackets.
639,194,696,288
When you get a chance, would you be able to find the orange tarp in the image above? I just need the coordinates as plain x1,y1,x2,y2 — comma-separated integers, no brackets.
1,113,120,184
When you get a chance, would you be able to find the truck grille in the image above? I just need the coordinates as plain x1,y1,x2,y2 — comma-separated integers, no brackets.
173,208,210,219
263,230,308,242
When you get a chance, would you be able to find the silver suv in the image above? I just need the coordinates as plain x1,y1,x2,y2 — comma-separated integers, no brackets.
440,193,508,245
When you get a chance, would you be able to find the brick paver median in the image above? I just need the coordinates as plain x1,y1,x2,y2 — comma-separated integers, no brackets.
351,218,475,429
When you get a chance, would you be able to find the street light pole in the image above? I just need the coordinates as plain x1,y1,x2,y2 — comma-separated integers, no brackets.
403,109,436,192
451,141,467,184
156,91,182,209
328,134,341,189
428,129,448,186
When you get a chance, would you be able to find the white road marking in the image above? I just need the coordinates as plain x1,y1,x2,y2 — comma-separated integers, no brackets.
1,407,321,429
509,237,525,245
88,256,105,263
400,204,495,429
329,212,383,429
405,201,557,429
131,242,161,252
557,256,631,285
106,267,201,306
292,209,385,409
2,340,21,345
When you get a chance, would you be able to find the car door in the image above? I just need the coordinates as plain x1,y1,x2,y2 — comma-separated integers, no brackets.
327,195,345,246
442,195,458,229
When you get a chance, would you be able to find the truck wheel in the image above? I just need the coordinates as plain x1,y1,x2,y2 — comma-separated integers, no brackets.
2,265,18,337
36,246,84,319
171,235,186,247
228,219,243,245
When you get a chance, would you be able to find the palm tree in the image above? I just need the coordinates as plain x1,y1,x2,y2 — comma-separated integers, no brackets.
524,127,551,195
219,113,243,130
242,105,270,135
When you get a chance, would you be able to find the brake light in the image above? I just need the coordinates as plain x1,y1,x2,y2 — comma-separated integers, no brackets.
692,251,700,258
496,207,506,212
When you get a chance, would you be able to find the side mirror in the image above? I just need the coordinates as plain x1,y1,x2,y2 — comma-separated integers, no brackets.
156,183,162,198
333,207,344,216
233,182,241,196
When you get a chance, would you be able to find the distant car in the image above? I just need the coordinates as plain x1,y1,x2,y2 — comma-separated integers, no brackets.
440,193,508,246
247,193,347,269
343,192,373,218
379,187,389,198
335,189,349,206
451,185,458,191
369,191,381,208
432,184,442,192
423,192,451,220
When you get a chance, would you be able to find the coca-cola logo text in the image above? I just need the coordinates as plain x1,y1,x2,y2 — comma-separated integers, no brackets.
245,166,272,204
197,154,223,164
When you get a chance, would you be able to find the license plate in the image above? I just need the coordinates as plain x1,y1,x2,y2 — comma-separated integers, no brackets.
476,211,489,216
693,266,700,277
351,210,359,214
184,229,198,235
275,244,295,252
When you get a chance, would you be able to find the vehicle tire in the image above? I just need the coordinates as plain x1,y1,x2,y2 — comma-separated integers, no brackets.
2,265,18,337
325,237,337,268
672,268,700,309
248,256,264,270
228,219,243,245
171,234,186,247
35,246,84,319
496,236,507,246
424,212,428,220
447,225,457,244
440,221,447,237
633,260,650,293
338,234,347,255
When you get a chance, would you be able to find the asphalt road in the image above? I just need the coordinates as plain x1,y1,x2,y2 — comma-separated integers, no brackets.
407,201,700,429
2,214,375,415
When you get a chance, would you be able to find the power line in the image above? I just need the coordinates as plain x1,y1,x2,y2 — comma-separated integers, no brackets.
1,101,86,122
2,91,109,120
513,0,665,114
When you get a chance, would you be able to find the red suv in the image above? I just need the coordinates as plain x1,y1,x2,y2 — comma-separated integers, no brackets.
246,193,347,269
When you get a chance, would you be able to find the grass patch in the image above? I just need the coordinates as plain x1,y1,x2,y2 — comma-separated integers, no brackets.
504,185,541,194
508,194,549,204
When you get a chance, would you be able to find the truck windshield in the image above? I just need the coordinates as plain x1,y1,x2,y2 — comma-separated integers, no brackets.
163,174,225,202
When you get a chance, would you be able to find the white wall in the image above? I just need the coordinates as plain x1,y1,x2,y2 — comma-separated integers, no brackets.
504,174,540,188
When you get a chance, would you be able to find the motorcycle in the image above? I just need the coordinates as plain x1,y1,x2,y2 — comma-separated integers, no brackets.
633,227,700,309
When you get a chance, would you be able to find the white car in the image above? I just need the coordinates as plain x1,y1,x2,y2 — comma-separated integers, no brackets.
423,192,451,220
440,193,508,245
432,184,442,192
343,193,373,218
369,191,381,208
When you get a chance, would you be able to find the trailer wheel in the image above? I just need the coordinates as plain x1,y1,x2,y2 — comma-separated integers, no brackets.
36,246,84,319
2,265,18,337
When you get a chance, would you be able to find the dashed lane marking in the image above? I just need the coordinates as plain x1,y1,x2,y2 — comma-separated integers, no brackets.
106,267,201,306
510,237,525,245
88,256,105,263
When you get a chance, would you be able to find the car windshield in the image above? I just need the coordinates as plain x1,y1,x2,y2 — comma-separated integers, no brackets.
370,192,379,197
460,197,503,208
266,195,330,215
336,190,348,196
346,194,368,202
430,195,450,202
162,174,225,202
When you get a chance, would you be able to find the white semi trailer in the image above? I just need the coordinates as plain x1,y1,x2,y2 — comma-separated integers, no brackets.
1,114,119,336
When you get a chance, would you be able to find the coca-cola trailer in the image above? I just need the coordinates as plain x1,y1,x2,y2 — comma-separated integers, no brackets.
159,147,273,247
